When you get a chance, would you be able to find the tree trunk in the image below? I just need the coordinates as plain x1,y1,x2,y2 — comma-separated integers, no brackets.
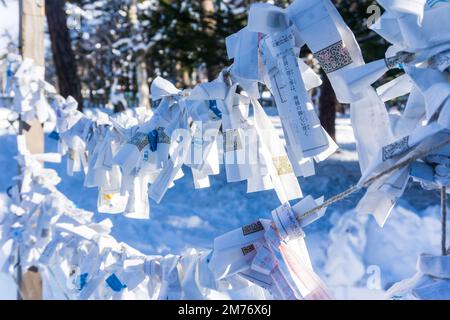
200,0,215,30
200,0,220,80
318,70,338,142
129,0,151,108
136,59,150,108
45,0,83,110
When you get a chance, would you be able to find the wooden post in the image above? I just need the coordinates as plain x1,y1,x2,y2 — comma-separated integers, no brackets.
17,0,45,300
20,0,45,154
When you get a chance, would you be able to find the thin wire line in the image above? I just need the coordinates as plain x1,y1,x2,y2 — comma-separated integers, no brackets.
442,186,447,256
297,138,450,222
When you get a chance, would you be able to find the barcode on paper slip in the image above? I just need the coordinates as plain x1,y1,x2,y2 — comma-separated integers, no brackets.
382,136,410,161
242,221,264,236
128,132,149,152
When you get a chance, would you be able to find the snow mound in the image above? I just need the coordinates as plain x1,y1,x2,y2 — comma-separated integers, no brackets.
323,205,441,299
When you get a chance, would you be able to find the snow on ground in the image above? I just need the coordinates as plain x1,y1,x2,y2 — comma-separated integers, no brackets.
0,1,19,55
0,106,444,299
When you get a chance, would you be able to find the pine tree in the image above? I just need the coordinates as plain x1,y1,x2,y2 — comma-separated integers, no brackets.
46,0,84,110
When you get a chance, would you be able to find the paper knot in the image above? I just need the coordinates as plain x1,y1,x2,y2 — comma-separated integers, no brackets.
250,243,278,276
271,203,305,242
385,51,416,69
144,259,161,277
150,76,183,101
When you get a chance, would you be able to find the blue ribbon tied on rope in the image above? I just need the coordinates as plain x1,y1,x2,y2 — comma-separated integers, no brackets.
209,100,222,119
74,272,88,291
49,131,60,140
105,273,127,292
148,129,159,152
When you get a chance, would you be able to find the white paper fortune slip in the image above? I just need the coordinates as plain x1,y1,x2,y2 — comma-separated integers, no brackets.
247,4,331,160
